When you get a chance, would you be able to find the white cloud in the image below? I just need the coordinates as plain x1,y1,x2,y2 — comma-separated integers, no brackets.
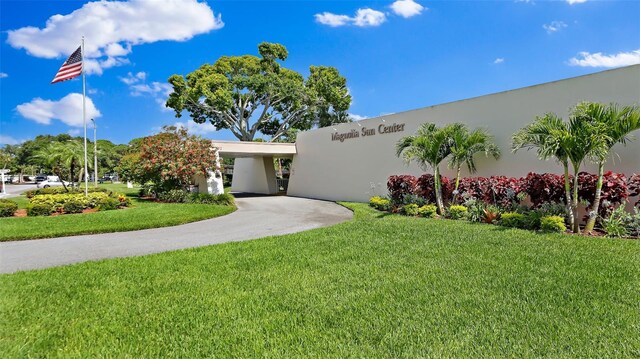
16,93,101,127
120,71,172,111
171,121,219,136
390,0,425,18
569,49,640,68
7,0,223,75
315,12,352,27
353,9,386,27
67,129,82,136
350,114,369,121
315,8,386,27
0,135,23,145
494,58,505,64
567,0,587,4
0,73,7,78
543,21,567,34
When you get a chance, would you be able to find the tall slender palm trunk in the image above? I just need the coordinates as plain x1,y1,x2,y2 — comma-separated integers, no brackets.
562,163,575,231
571,169,581,233
584,162,605,233
434,166,445,215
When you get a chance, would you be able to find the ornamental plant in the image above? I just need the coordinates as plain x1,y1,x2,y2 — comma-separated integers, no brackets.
447,205,468,220
416,174,454,205
540,215,567,233
0,199,18,217
628,174,640,208
577,171,628,221
387,175,418,205
521,173,567,208
136,126,218,193
417,204,438,218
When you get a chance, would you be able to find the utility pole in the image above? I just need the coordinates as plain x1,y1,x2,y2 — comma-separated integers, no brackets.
91,118,97,187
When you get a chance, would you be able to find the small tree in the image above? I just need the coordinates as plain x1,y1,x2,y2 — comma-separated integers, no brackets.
135,126,218,193
396,123,458,214
573,102,640,233
34,140,87,191
448,124,501,198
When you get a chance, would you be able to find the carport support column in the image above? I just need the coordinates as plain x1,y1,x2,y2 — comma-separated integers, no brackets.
231,157,278,195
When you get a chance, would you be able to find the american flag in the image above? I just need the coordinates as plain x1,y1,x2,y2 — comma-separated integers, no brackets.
51,46,83,84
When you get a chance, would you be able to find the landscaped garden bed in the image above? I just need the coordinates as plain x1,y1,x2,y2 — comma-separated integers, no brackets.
0,183,236,241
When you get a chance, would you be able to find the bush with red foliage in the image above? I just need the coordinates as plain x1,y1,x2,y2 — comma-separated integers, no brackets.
387,175,418,203
456,176,523,208
521,173,568,208
628,174,640,208
415,174,454,204
577,171,628,218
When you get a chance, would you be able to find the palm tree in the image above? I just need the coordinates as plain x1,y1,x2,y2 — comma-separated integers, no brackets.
35,140,87,191
512,113,576,231
448,124,501,198
396,123,457,214
573,102,640,233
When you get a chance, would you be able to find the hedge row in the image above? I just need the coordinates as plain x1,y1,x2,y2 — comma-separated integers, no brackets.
27,192,131,216
25,187,109,199
388,172,638,217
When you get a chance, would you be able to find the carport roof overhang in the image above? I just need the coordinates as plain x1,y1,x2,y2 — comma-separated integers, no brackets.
212,140,297,158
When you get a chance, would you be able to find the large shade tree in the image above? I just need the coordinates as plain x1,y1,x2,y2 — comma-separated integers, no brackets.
166,42,352,141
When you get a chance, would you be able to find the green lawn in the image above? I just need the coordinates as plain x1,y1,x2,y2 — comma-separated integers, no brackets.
0,183,235,241
1,203,638,357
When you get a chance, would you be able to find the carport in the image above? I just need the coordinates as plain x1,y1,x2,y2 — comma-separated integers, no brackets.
212,141,296,195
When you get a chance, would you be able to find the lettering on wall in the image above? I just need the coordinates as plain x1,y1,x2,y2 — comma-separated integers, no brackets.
331,123,406,142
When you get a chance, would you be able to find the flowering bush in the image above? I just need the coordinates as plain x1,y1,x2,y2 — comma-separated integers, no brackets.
126,126,218,194
577,171,628,219
369,196,391,211
387,175,418,204
415,174,453,204
521,173,568,208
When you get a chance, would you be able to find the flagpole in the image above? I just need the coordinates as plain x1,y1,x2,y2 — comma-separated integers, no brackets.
82,36,88,196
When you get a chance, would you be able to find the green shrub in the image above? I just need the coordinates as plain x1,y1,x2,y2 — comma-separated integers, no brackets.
26,203,54,216
212,193,235,206
401,204,419,216
98,197,120,211
63,199,86,214
447,205,468,220
158,189,190,203
25,186,108,198
540,215,566,233
464,199,485,222
602,206,630,238
369,196,391,211
417,204,437,218
0,199,18,217
500,212,526,228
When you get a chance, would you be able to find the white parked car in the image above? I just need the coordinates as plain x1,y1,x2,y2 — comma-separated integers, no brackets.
37,179,71,188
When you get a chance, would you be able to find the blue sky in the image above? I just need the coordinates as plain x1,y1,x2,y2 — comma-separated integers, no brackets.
1,0,639,145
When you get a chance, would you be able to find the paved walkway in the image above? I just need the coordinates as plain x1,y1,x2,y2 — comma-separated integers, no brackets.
0,196,353,274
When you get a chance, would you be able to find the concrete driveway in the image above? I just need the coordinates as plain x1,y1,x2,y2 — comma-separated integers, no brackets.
1,184,38,198
0,195,353,274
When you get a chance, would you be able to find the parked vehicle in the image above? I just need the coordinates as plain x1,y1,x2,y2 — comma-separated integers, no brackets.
34,175,47,183
37,179,70,189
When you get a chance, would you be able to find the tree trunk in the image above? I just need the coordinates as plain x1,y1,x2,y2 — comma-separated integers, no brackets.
434,166,445,215
563,163,575,231
70,162,75,190
453,166,462,203
571,169,580,233
584,162,604,233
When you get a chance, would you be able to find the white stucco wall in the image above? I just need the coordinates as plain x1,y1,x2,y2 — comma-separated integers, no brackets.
288,65,640,202
232,157,278,194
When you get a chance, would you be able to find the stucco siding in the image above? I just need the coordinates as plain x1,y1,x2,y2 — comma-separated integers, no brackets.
287,65,640,202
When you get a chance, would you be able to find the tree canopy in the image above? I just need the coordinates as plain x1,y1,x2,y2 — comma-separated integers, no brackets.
166,42,352,141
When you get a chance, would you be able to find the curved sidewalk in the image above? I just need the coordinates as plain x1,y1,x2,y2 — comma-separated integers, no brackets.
0,196,353,274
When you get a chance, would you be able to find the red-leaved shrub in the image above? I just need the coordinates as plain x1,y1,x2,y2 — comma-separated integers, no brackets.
577,171,628,218
628,174,640,208
416,174,454,204
387,175,418,203
521,173,568,208
456,176,523,208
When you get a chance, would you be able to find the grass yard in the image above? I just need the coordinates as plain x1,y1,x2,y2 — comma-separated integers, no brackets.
1,203,638,357
0,183,235,241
